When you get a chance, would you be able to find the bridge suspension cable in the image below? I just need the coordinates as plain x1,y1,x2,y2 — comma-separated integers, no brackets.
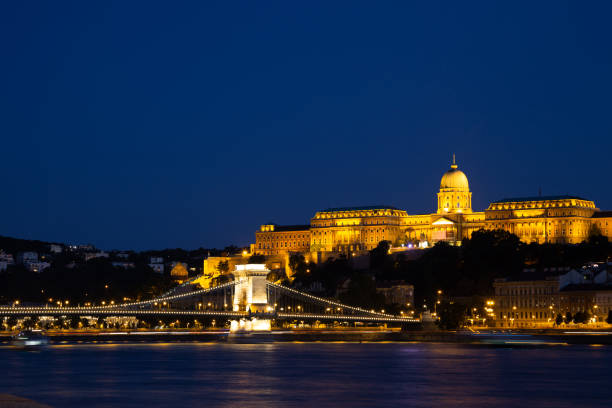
107,280,241,309
266,282,401,318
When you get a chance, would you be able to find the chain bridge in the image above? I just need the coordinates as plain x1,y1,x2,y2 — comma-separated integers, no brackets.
0,264,419,331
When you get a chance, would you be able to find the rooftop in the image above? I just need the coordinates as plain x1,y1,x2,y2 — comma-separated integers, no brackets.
318,205,400,212
264,224,310,232
492,195,587,204
496,273,561,283
561,283,612,292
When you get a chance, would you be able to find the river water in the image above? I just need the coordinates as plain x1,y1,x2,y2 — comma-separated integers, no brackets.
1,342,610,407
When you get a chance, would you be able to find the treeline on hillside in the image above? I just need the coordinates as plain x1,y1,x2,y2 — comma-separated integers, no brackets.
0,258,176,304
0,236,61,255
290,229,611,313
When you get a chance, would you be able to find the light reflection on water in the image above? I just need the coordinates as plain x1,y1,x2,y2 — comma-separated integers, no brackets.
1,342,611,407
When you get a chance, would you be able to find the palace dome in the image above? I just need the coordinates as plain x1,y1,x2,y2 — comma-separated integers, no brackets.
440,157,469,190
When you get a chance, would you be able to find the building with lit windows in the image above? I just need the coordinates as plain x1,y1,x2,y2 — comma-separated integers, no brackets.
494,264,612,327
252,156,612,258
255,225,310,256
493,272,561,328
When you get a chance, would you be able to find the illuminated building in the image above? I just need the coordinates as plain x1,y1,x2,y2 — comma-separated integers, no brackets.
311,206,408,253
483,196,601,244
493,273,561,328
170,262,188,278
253,156,612,257
376,281,415,306
494,264,612,327
255,224,310,256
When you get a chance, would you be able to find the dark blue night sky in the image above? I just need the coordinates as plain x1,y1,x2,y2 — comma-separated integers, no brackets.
2,1,611,250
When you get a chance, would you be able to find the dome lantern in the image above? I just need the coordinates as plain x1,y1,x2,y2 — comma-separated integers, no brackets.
437,155,472,214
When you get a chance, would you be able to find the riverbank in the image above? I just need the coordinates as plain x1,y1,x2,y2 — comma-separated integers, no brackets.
2,328,612,345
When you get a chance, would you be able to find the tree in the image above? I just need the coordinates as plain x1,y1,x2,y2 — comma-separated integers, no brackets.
216,260,229,274
211,273,234,286
573,311,592,324
22,316,38,329
248,253,266,263
79,318,90,329
68,316,80,329
437,301,466,330
369,241,391,270
564,312,573,324
555,313,564,326
338,274,386,309
5,316,18,330
267,269,288,283
588,223,603,241
289,253,308,277
573,311,585,324
54,316,67,329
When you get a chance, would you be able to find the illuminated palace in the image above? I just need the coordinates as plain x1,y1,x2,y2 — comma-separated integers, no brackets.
253,156,612,257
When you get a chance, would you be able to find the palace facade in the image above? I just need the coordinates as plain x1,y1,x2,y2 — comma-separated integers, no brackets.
253,157,612,257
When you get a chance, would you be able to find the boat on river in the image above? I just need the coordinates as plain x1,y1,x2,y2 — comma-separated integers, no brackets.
10,330,50,349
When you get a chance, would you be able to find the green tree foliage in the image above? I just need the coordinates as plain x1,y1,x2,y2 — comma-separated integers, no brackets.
369,240,392,270
267,269,288,284
5,316,18,330
55,316,66,329
289,253,308,277
22,317,38,329
211,273,234,286
291,257,352,297
0,257,176,304
437,301,467,330
248,253,266,263
573,310,591,324
216,260,230,274
461,229,524,291
68,316,80,329
338,274,386,309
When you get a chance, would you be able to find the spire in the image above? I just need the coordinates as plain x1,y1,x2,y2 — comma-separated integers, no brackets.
451,153,457,169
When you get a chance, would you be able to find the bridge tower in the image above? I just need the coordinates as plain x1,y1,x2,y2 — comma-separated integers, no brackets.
230,264,272,332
